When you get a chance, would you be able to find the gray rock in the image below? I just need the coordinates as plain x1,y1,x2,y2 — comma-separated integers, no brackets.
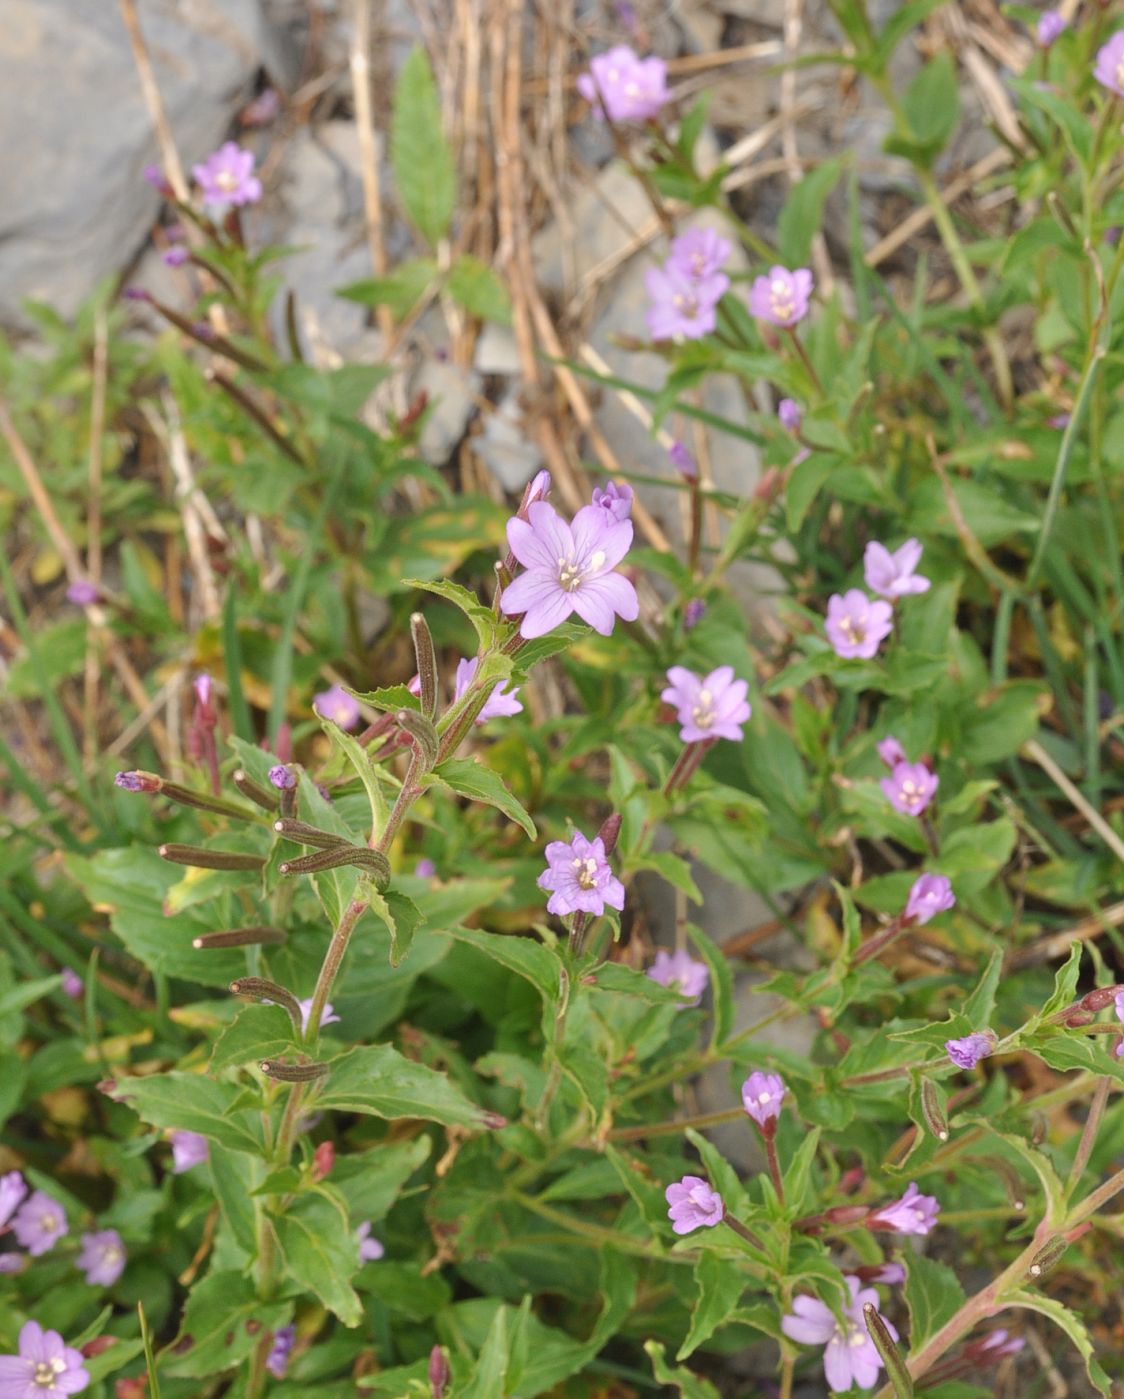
474,323,522,377
413,359,482,465
0,0,270,326
471,388,544,493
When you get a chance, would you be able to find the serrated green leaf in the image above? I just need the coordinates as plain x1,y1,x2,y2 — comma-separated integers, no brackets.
273,1193,362,1326
106,1071,263,1155
366,886,423,967
447,254,512,324
337,257,438,318
428,756,536,838
161,1271,290,1376
402,576,498,649
1002,1290,1111,1395
645,1341,722,1399
210,1003,298,1072
904,1254,966,1351
446,925,561,1001
678,1252,746,1359
317,1043,490,1127
392,47,456,245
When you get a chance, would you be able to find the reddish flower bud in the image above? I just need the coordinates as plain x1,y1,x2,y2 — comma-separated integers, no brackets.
429,1345,450,1399
312,1141,335,1181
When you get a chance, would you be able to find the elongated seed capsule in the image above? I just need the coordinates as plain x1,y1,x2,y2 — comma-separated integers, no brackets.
862,1304,914,1397
159,844,265,871
193,927,287,949
260,1059,328,1082
229,977,303,1030
279,846,391,886
272,818,349,850
157,782,258,820
410,612,438,720
920,1078,949,1142
233,769,280,811
396,709,439,768
1027,1234,1069,1281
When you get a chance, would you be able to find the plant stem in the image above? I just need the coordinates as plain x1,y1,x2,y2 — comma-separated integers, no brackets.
1066,1074,1111,1198
303,895,369,1052
765,1135,786,1207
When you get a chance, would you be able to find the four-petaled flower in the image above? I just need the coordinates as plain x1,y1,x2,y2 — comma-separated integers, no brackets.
0,1321,90,1398
576,46,669,122
0,1172,27,1229
170,1130,209,1174
781,1276,898,1393
777,398,802,432
1094,31,1124,96
76,1229,127,1287
356,1221,385,1262
297,998,341,1035
905,874,955,925
502,501,638,639
868,1181,941,1235
1037,10,1065,45
645,262,728,342
661,665,751,744
864,538,931,598
946,1031,996,1071
453,656,523,724
741,1071,786,1130
266,1325,296,1380
192,141,263,206
668,228,732,283
881,760,939,816
825,589,893,660
591,481,634,522
314,683,361,731
538,831,626,918
749,265,813,328
11,1191,68,1257
647,948,709,1005
665,1175,723,1234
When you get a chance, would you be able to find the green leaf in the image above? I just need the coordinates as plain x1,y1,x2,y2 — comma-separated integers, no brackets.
691,923,735,1050
1002,1291,1111,1395
777,158,843,265
446,925,561,1002
272,1193,362,1326
162,1271,290,1377
208,1144,263,1256
320,718,389,839
428,756,536,838
587,962,683,1004
629,850,702,902
331,1136,431,1220
786,452,838,531
105,1072,263,1155
904,1254,966,1351
645,1341,721,1399
887,53,959,165
959,683,1044,763
962,951,1003,1028
1039,943,1083,1020
317,1043,491,1127
337,257,438,318
351,682,423,715
678,1252,746,1359
210,1004,298,1072
367,887,424,967
447,254,512,324
462,1304,509,1399
783,1127,822,1215
968,1125,1067,1225
83,1339,147,1384
392,46,456,246
402,576,498,650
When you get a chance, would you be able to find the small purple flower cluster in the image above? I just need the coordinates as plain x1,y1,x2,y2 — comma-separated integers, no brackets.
783,1276,898,1392
825,539,930,661
0,1322,90,1398
0,1171,126,1288
646,229,732,342
749,265,813,328
577,46,669,123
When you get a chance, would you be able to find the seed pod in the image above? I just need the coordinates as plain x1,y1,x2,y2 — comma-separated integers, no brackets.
193,927,287,950
273,818,349,850
862,1304,914,1397
260,1059,329,1083
410,613,438,720
920,1078,949,1142
278,845,391,889
229,977,304,1031
159,782,256,820
396,708,439,768
233,769,280,811
1027,1234,1069,1282
159,844,265,871
596,812,623,858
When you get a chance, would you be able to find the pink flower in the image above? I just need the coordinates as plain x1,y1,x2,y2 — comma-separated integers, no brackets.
645,262,728,341
877,735,906,767
661,665,751,743
170,1130,209,1173
356,1221,385,1262
667,228,731,282
1036,10,1065,45
61,968,83,1000
782,1277,898,1393
66,579,100,606
741,1071,786,1129
881,760,939,816
10,1191,67,1256
269,764,296,790
314,683,361,730
0,1173,27,1229
1094,31,1124,96
453,656,523,724
76,1229,127,1287
647,949,709,1005
684,598,706,630
192,141,262,206
266,1325,295,1379
905,874,955,925
748,265,813,328
591,481,634,522
0,1321,89,1398
502,501,638,639
664,1175,723,1234
868,1181,940,1235
777,398,802,432
860,1261,906,1285
825,589,893,659
297,999,341,1035
538,831,625,918
946,1031,996,1070
864,538,931,598
1114,990,1124,1058
669,440,697,478
576,46,669,122
414,858,437,878
163,245,190,268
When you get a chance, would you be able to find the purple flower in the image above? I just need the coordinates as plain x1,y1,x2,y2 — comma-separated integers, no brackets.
669,440,697,479
865,1262,906,1285
163,245,190,268
876,735,906,768
1113,990,1124,1057
881,760,939,816
665,1175,723,1234
297,999,341,1035
748,265,813,328
645,262,728,341
414,857,437,878
741,1071,786,1129
684,598,706,630
356,1221,385,1262
314,683,361,731
268,764,297,790
591,480,634,522
825,589,893,660
192,141,263,206
864,538,931,598
647,949,709,1005
777,398,802,432
66,580,100,606
10,1191,68,1256
576,46,669,122
61,968,83,1001
0,1255,23,1274
660,665,751,744
905,874,956,925
1048,412,1071,429
1037,10,1066,45
76,1229,126,1287
266,1325,295,1379
0,1173,27,1229
668,228,732,282
143,163,167,190
781,1276,898,1393
538,831,625,918
946,1031,996,1070
114,770,158,793
868,1181,941,1235
0,1320,90,1398
242,87,282,127
502,501,638,639
1094,31,1124,97
170,1130,209,1174
977,1329,1025,1360
453,656,523,724
520,469,552,514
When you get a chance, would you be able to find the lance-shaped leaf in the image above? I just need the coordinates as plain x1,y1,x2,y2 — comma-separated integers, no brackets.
161,1270,290,1377
317,1043,496,1128
103,1071,264,1155
427,757,536,839
210,1004,300,1072
272,1193,363,1327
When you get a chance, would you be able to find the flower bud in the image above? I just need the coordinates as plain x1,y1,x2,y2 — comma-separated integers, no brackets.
312,1141,335,1181
115,770,162,793
596,812,623,858
429,1345,450,1399
1079,985,1122,1012
1027,1233,1069,1281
